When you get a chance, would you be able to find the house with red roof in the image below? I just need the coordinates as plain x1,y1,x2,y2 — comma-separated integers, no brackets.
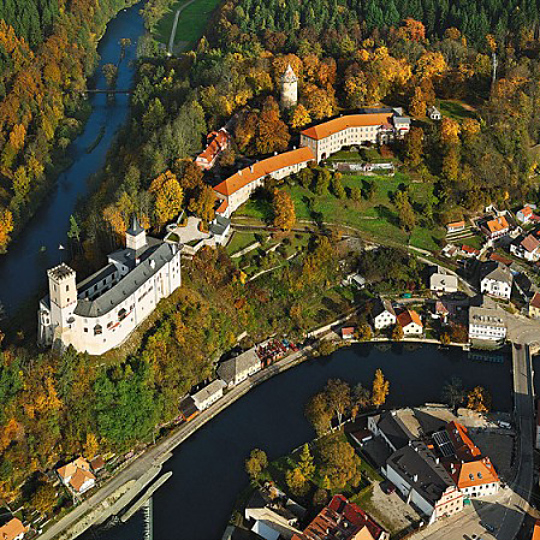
0,518,27,540
481,216,510,240
195,128,230,170
517,205,536,223
510,234,540,262
57,457,96,494
397,309,423,336
529,292,540,320
446,220,466,234
292,494,389,540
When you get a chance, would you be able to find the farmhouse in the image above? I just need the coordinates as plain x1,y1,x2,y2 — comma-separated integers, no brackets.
397,309,423,335
480,263,513,299
481,216,510,240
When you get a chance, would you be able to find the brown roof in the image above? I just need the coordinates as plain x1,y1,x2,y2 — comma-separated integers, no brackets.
530,292,540,309
489,252,512,266
485,216,509,234
213,147,315,197
521,234,540,252
397,309,422,328
0,518,27,540
301,113,393,140
90,456,105,471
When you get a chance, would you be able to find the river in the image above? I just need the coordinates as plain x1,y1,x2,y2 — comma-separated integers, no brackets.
82,343,512,540
0,3,144,316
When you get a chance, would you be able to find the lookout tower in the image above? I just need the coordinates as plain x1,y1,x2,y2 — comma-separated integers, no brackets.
47,263,77,333
280,64,298,109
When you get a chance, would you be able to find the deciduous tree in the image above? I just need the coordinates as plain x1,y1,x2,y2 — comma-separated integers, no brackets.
273,189,296,230
372,368,389,407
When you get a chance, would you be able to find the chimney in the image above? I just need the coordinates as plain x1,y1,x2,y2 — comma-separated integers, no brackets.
250,165,254,173
238,169,242,176
150,259,156,270
435,457,440,464
274,151,278,156
413,474,418,482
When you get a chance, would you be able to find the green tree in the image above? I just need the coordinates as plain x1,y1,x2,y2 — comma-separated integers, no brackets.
314,169,331,195
305,392,332,436
245,448,268,480
298,443,315,480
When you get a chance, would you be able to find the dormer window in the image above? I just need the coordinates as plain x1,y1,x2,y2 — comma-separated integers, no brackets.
94,324,103,335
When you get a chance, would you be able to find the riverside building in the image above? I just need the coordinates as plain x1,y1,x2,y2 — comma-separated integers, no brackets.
38,217,182,355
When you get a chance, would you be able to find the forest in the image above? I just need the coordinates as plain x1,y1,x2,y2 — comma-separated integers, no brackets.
0,0,139,253
3,0,540,519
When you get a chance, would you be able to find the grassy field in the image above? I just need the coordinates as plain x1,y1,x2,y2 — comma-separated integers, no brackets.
226,231,259,255
153,0,221,48
438,99,477,121
237,172,444,252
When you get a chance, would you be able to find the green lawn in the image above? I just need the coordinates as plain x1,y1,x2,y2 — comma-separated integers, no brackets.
226,231,258,255
237,172,444,252
153,0,221,49
438,99,477,121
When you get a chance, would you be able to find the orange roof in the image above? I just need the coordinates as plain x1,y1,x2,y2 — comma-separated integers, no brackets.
70,468,95,492
533,519,540,540
520,206,533,217
0,518,27,540
447,220,465,229
451,458,499,489
447,421,481,460
213,147,315,197
485,216,509,233
215,198,228,215
196,130,229,164
397,309,422,328
301,113,393,140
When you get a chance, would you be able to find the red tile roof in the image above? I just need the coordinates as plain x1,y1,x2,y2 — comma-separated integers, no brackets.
462,245,480,255
213,147,315,197
446,421,481,461
519,206,533,217
397,309,422,328
484,216,509,234
196,129,229,167
447,220,465,230
301,113,393,141
0,518,27,540
450,457,499,489
521,234,540,253
489,252,512,266
531,292,540,310
533,519,540,540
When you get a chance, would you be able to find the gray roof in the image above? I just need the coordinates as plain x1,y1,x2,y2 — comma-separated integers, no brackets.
482,263,513,286
377,411,414,451
218,349,260,384
469,306,505,328
372,297,396,318
210,215,231,237
386,441,455,507
127,215,145,236
77,264,118,296
192,379,226,407
430,272,458,289
74,240,178,318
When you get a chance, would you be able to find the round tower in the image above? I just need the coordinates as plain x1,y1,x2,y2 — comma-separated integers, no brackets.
280,64,298,109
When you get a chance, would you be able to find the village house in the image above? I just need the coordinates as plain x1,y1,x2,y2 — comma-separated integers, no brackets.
245,484,305,540
57,457,96,494
480,263,513,299
217,348,261,388
427,105,442,120
300,108,411,163
510,234,540,262
195,128,230,170
0,518,27,540
292,494,389,540
213,147,315,218
38,217,182,356
431,300,449,324
468,306,506,342
481,216,510,240
529,292,540,319
192,379,227,412
446,220,465,234
372,297,396,330
430,267,458,294
459,244,480,258
397,309,423,336
516,205,537,223
384,440,464,524
341,326,356,339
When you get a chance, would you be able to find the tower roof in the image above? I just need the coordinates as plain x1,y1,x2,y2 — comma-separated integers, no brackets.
281,64,298,83
127,215,145,236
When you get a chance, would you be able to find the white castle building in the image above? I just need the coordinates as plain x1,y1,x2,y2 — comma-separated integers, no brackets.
38,217,182,355
280,64,298,109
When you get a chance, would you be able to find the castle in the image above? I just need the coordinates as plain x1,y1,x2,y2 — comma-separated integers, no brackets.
38,217,182,356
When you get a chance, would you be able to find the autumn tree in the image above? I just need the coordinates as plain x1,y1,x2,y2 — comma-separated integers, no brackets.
314,168,331,195
404,127,424,168
317,434,359,489
409,87,426,118
325,379,350,425
273,189,296,230
149,170,183,229
372,369,389,407
467,386,491,413
245,448,268,480
298,443,315,480
188,185,216,222
305,392,332,436
290,104,311,129
356,324,373,342
394,191,416,231
286,466,309,496
392,324,404,341
31,480,57,515
0,208,14,252
255,97,290,154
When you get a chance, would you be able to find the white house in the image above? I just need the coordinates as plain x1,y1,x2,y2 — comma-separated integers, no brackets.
397,309,423,335
214,147,315,217
427,105,442,120
57,457,96,494
372,298,396,330
430,268,458,293
516,205,535,223
510,234,540,262
217,348,261,388
446,220,465,234
468,306,506,341
448,458,500,498
480,264,513,299
481,216,510,240
192,379,227,411
38,217,182,356
300,108,410,163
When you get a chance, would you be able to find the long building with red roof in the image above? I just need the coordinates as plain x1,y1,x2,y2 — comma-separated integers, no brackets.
292,494,389,540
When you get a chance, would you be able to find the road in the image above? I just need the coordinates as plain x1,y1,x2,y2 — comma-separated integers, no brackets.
38,343,317,540
167,0,197,54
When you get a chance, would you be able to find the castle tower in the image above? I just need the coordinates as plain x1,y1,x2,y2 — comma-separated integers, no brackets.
280,64,298,109
47,263,77,331
126,215,147,251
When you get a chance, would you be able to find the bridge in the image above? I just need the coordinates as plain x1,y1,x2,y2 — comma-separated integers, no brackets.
77,88,132,97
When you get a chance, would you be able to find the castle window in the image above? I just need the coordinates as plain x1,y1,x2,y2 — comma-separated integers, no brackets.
84,328,88,333
94,324,103,335
118,308,127,321
66,285,70,291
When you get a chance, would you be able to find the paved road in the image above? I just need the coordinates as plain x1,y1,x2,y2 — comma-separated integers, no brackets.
167,0,197,54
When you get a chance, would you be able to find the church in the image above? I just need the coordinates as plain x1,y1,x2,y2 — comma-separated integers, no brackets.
38,217,182,355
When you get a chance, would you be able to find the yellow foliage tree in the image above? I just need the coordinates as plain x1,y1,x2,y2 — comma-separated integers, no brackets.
150,170,184,229
372,368,390,407
273,189,296,231
0,208,14,252
290,104,311,129
467,386,491,413
440,117,461,146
